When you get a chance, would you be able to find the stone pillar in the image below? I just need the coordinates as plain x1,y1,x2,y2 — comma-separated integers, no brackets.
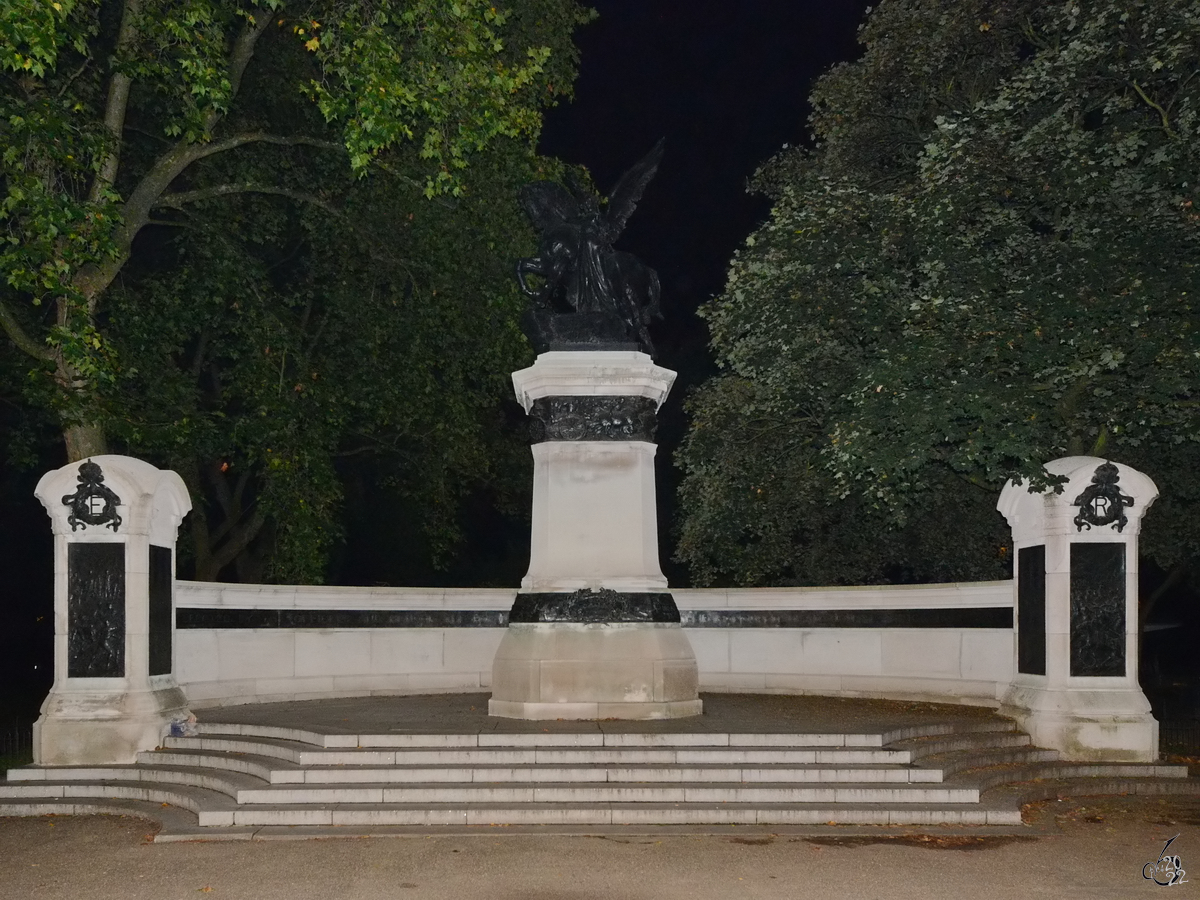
33,456,193,765
489,351,702,719
997,456,1159,761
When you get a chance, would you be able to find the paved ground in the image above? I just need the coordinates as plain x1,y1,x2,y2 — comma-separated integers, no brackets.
195,691,1003,736
0,795,1196,900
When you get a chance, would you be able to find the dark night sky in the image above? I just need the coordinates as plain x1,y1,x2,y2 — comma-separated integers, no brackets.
540,1,870,363
536,0,872,584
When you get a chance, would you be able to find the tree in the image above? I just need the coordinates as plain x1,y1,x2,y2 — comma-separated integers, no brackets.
0,0,589,459
106,139,552,582
1,0,591,581
677,0,1200,594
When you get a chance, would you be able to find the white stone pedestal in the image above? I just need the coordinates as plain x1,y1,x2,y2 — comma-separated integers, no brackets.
34,456,193,765
490,351,701,720
998,456,1159,761
490,623,702,720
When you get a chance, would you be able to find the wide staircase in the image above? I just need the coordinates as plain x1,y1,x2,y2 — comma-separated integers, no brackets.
2,715,1193,839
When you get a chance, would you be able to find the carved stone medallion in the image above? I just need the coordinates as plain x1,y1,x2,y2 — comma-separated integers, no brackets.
61,460,122,532
1072,462,1134,533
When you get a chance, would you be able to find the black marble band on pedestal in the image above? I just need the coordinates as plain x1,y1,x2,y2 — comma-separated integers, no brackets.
528,395,659,443
509,588,681,623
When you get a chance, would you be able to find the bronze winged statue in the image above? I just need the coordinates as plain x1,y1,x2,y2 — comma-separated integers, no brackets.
516,140,664,352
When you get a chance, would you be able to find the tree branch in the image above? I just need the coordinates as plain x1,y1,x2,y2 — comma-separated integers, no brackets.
89,0,141,203
73,133,342,308
0,296,53,363
208,507,267,574
1130,80,1178,139
374,158,459,209
194,131,344,157
55,53,94,100
203,10,273,136
155,182,341,215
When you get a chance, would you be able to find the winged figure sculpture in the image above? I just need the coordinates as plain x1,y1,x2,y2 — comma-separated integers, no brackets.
516,140,664,352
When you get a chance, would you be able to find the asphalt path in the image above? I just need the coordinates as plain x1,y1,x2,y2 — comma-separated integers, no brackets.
1,795,1197,900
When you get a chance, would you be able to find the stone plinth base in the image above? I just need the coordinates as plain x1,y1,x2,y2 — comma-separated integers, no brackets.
489,623,702,720
1000,684,1159,762
34,684,190,766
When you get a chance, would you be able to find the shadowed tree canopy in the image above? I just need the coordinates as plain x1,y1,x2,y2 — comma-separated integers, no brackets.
0,0,592,581
677,0,1200,595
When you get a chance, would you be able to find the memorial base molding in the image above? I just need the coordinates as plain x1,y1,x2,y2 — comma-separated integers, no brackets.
34,683,190,766
999,682,1159,762
489,623,702,720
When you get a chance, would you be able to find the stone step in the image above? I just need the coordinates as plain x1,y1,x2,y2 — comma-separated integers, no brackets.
3,765,262,800
163,735,915,766
920,745,1061,777
3,763,1191,833
961,760,1188,792
0,778,239,827
228,781,981,805
8,776,1199,831
195,722,896,749
875,720,1019,743
894,731,1032,758
178,800,1023,828
3,772,976,806
138,750,294,783
136,749,944,784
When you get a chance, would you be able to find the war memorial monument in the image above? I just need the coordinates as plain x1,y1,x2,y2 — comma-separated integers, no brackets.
1,146,1194,836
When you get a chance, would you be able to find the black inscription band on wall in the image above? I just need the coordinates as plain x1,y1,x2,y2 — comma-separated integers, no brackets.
528,395,659,443
148,545,173,676
68,542,125,678
680,608,1013,629
1070,542,1126,677
177,608,510,629
176,606,1013,629
1017,544,1047,675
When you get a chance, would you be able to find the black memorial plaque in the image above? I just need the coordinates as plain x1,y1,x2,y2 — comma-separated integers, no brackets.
148,544,173,676
68,542,125,678
510,588,680,624
1070,543,1126,677
1017,545,1047,675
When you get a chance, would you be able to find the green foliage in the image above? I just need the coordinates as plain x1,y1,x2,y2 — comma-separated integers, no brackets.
0,0,590,580
679,0,1200,587
307,0,585,192
0,0,588,419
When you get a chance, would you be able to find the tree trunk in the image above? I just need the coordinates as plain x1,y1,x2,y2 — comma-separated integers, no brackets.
63,422,109,462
